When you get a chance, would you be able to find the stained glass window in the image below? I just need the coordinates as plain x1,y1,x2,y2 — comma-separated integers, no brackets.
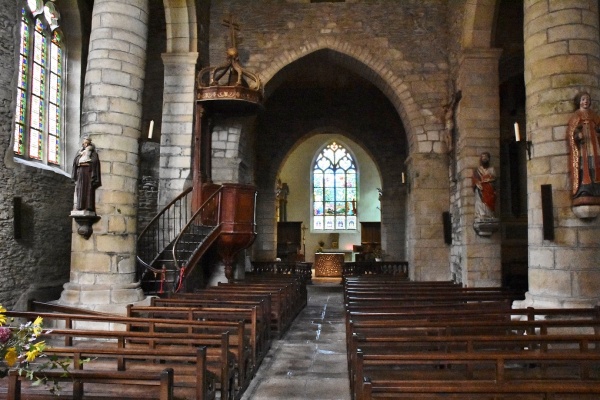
313,142,357,230
14,1,63,165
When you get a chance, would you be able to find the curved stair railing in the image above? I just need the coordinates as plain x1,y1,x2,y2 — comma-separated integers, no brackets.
136,187,193,292
171,187,224,292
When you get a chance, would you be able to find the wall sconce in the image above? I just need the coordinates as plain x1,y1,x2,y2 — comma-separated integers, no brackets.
514,122,532,160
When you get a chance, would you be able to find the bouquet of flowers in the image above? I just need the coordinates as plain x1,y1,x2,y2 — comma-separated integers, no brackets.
0,304,46,379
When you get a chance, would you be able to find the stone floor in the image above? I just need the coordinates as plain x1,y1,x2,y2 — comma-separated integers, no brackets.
240,281,350,400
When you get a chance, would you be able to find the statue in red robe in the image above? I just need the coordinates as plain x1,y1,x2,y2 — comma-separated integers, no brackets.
472,152,497,221
567,92,600,206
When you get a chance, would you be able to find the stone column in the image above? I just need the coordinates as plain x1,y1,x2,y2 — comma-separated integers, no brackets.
158,52,198,207
253,190,277,261
60,0,149,312
455,48,503,287
406,153,450,281
520,0,600,308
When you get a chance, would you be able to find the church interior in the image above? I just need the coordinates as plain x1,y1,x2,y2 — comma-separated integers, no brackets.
1,0,600,398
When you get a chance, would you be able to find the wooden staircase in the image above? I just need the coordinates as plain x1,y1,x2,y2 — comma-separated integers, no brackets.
137,184,257,296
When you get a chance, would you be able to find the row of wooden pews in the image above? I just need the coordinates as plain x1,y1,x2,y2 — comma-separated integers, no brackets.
2,273,307,400
344,275,600,399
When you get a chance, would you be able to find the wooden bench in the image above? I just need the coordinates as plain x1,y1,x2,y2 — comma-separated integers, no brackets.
198,285,287,336
344,277,600,399
217,281,299,329
127,305,256,383
7,368,175,400
149,297,270,366
356,351,600,400
169,293,272,357
5,311,238,400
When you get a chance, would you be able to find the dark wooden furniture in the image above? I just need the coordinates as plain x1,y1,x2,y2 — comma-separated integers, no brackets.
359,222,381,260
343,276,600,400
276,221,302,262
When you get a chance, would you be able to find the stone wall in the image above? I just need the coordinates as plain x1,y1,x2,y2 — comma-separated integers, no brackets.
0,2,72,309
207,0,451,268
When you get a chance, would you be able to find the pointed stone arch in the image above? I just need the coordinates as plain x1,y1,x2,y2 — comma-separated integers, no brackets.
461,0,497,50
162,0,197,52
258,39,422,152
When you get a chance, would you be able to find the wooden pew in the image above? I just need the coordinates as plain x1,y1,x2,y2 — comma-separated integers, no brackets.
356,350,600,400
127,305,255,384
7,367,175,400
171,292,272,356
150,297,270,366
199,285,287,336
5,311,237,400
343,277,600,399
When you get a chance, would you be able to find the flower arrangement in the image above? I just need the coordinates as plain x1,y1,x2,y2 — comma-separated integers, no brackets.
0,304,46,379
0,304,84,394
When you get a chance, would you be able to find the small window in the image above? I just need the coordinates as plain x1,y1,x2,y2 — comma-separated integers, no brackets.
14,0,64,166
312,142,357,231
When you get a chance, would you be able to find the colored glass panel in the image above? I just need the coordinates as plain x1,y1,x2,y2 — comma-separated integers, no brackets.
29,128,41,159
312,141,357,230
313,217,323,230
324,216,334,230
14,3,64,165
313,188,323,201
14,125,24,155
48,135,57,164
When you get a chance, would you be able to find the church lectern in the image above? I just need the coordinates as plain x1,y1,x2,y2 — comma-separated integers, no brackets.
314,252,344,277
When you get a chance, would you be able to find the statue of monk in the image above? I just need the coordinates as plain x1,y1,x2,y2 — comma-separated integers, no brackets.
472,152,497,221
567,92,600,205
72,137,101,212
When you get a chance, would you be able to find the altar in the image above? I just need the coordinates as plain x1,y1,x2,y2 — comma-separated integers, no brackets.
314,252,345,277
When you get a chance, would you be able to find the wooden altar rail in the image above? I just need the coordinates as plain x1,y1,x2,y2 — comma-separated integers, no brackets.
343,261,409,278
250,261,312,284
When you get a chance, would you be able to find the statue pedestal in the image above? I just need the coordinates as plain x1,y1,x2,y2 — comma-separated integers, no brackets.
70,210,101,240
473,218,500,237
572,204,600,220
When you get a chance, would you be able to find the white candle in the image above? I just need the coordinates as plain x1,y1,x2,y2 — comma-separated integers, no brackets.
514,122,521,142
401,172,406,184
148,120,154,139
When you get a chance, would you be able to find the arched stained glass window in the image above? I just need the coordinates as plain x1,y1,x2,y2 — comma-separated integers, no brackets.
313,142,357,230
14,0,63,165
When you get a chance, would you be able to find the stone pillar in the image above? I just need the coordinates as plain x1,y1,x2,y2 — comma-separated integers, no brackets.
60,0,149,312
406,153,450,281
380,186,407,261
158,52,198,207
454,48,503,287
253,190,277,261
520,0,600,308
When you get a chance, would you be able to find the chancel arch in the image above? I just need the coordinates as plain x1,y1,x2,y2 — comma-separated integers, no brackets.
252,49,412,267
276,134,382,263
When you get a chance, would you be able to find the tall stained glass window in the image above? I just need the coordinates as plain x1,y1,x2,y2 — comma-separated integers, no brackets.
313,142,357,230
14,0,63,165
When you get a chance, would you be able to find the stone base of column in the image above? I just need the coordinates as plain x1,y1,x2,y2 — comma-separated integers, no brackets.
58,281,147,315
513,291,599,309
207,262,245,286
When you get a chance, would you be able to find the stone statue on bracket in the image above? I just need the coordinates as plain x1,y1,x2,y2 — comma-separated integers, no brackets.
567,91,600,218
472,151,499,236
70,137,101,239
